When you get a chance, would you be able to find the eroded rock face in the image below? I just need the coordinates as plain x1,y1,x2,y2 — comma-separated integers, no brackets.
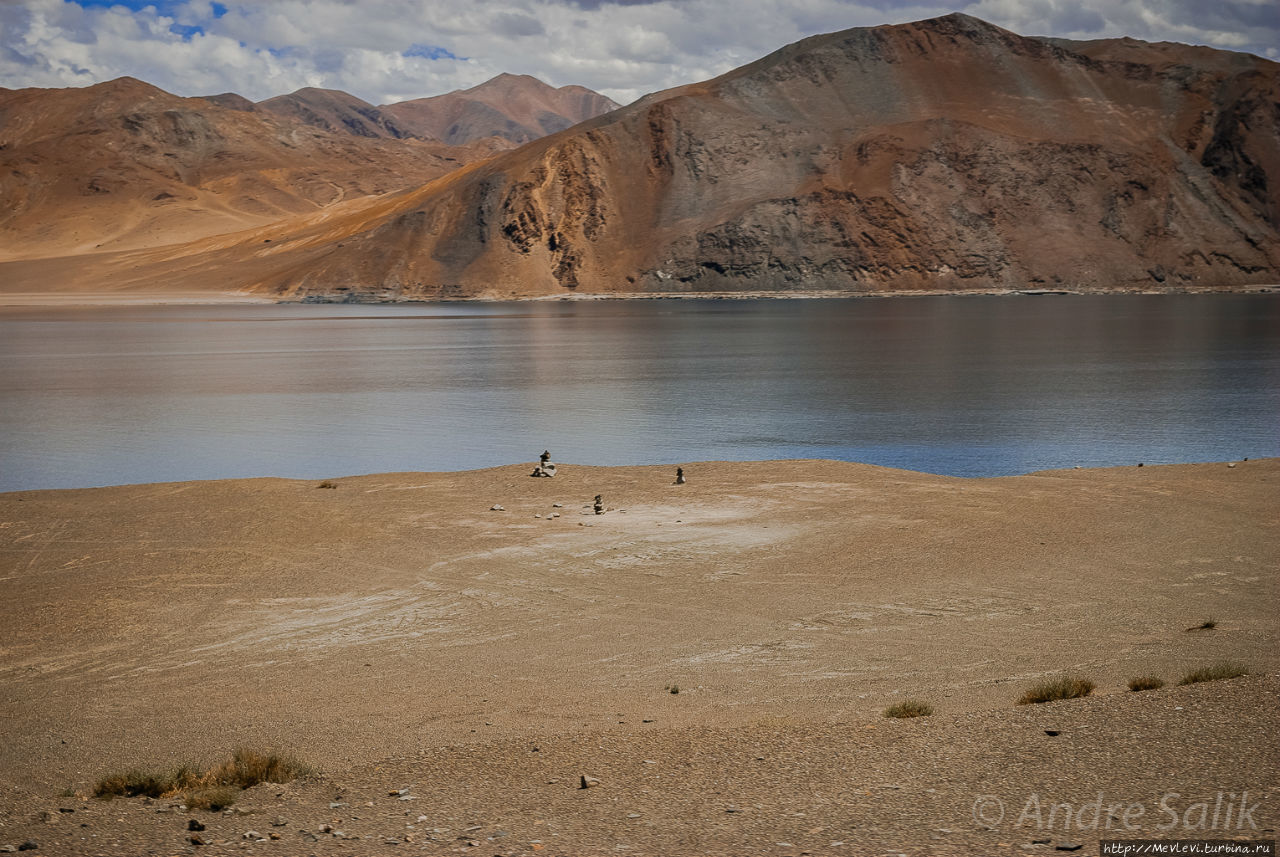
260,14,1278,298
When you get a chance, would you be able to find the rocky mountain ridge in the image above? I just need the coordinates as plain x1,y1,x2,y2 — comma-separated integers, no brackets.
219,13,1279,299
1,15,1275,296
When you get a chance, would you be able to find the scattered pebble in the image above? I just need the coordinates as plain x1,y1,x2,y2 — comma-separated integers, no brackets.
580,775,601,789
489,504,505,511
188,819,206,831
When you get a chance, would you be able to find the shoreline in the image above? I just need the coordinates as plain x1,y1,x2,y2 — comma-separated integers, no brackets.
1,456,1269,497
1,284,1276,308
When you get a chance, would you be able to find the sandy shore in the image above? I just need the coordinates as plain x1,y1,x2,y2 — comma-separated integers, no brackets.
0,291,275,307
0,459,1276,854
1,284,1275,307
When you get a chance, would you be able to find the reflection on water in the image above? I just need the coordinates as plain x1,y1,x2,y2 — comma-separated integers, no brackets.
1,295,1277,491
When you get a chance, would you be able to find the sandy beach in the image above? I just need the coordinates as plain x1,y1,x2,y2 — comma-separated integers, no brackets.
0,459,1275,854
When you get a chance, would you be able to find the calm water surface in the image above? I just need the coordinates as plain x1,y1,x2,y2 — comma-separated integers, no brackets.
1,295,1277,491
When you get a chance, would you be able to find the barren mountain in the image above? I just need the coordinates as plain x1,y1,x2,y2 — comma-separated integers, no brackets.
381,72,621,145
256,86,416,139
206,13,1277,300
0,77,504,260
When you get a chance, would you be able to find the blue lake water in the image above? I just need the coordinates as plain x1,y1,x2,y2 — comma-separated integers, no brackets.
1,295,1277,491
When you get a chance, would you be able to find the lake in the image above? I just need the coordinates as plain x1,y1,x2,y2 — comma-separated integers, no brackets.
1,294,1276,492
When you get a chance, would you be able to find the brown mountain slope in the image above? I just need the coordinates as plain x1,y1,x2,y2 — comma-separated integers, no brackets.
381,73,621,145
0,77,504,261
203,13,1277,300
256,86,416,139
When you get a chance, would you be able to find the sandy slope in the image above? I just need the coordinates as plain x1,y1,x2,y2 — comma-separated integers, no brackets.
0,459,1275,854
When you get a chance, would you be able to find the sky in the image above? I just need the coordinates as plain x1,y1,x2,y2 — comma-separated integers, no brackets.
1,0,1277,106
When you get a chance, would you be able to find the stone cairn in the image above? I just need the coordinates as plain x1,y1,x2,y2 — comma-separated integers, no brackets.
531,449,557,478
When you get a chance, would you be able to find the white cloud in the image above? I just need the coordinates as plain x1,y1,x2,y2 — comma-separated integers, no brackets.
1,0,1275,105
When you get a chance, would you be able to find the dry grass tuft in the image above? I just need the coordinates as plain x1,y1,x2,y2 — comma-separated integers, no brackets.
205,749,310,790
883,700,934,719
1017,675,1095,705
184,786,240,811
1128,676,1165,692
1178,661,1249,686
94,749,310,807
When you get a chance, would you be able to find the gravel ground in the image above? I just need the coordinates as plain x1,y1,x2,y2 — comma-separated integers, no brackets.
1,459,1275,855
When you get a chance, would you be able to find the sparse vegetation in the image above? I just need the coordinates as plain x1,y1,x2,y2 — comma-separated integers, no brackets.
1016,675,1095,705
883,700,934,719
184,786,240,811
1128,676,1165,692
1178,661,1249,686
205,749,310,789
94,749,310,807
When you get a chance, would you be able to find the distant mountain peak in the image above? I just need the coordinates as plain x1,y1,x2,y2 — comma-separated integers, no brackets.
380,74,619,145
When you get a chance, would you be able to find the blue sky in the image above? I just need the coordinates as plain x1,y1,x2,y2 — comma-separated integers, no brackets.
2,0,1276,105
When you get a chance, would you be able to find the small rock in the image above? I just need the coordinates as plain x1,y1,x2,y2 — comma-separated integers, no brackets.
270,817,287,827
552,503,563,508
389,788,410,797
725,805,740,813
189,835,206,846
627,812,641,818
1043,730,1060,736
398,794,416,801
1056,845,1083,852
580,775,601,789
489,504,505,511
328,802,347,809
1228,462,1236,468
320,823,334,833
466,840,481,847
19,846,38,855
188,819,207,831
0,847,15,854
269,832,282,840
56,808,74,814
243,830,262,840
